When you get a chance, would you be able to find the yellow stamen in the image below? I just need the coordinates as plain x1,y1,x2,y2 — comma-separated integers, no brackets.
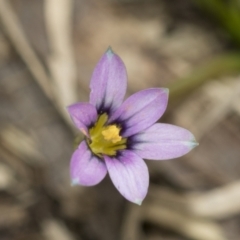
88,113,127,156
102,125,122,143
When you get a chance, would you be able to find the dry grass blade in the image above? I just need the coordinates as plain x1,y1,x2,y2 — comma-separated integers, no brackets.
44,0,78,109
148,184,240,220
0,163,15,190
173,77,240,185
0,125,44,166
120,204,143,240
143,203,226,240
42,219,78,240
189,180,240,219
0,0,74,129
0,204,28,229
174,76,240,140
195,77,240,140
0,0,52,100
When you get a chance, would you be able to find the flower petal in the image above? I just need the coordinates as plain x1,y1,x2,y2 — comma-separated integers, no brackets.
104,150,149,205
70,141,107,186
109,88,169,137
131,123,198,160
90,47,127,114
67,102,97,136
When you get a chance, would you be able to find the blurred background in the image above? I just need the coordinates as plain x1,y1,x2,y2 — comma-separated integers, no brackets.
1,0,240,239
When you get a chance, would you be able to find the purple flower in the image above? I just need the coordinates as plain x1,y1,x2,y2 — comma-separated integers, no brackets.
67,48,198,205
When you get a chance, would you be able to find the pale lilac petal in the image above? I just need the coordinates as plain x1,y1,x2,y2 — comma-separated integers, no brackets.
70,141,107,186
67,102,97,136
104,150,149,205
109,88,169,137
90,47,127,114
131,123,198,160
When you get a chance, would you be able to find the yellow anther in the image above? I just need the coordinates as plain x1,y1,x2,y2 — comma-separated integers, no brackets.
89,114,126,156
102,125,122,143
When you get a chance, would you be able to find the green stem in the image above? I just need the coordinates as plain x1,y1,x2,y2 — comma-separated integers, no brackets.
168,53,240,104
193,0,240,47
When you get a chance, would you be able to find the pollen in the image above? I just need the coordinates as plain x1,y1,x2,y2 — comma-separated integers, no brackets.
88,113,127,157
102,125,122,143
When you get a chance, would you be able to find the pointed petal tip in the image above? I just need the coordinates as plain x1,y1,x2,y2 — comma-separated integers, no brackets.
193,141,199,147
106,46,114,58
188,141,199,149
90,47,127,113
161,88,169,99
190,134,199,148
134,199,143,206
71,178,79,186
162,88,169,94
